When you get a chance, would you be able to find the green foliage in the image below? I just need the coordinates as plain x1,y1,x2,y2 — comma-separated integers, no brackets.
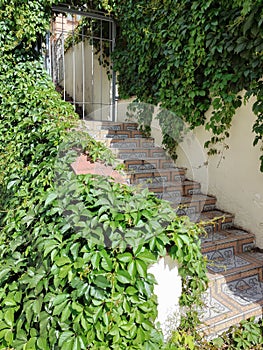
96,0,263,171
0,0,208,347
169,317,263,349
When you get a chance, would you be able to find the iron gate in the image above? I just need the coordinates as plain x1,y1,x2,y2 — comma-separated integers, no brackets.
45,4,117,121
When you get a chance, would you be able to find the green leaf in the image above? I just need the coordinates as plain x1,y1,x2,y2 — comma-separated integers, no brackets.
94,275,110,289
136,250,156,264
4,308,14,327
101,256,113,272
127,260,137,279
4,329,13,344
135,259,147,278
59,331,74,347
72,301,83,313
116,270,131,284
37,337,49,350
44,192,57,207
61,303,71,323
53,300,68,316
56,256,71,267
117,252,133,263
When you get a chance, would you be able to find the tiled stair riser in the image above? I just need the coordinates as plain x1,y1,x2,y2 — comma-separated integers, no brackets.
83,121,138,131
82,120,263,338
201,229,255,255
110,138,155,149
113,148,167,159
128,169,186,184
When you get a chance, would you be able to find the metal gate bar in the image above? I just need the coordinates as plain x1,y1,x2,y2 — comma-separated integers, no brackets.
46,4,116,121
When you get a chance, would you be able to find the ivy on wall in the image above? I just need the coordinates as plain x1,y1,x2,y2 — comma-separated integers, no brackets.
80,0,263,170
0,0,208,348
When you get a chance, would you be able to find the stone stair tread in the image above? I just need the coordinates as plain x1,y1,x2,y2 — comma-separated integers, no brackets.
143,179,195,189
122,156,176,163
127,167,185,175
198,275,263,337
201,228,255,244
164,194,216,206
206,250,263,278
201,228,255,252
84,120,138,131
187,209,234,222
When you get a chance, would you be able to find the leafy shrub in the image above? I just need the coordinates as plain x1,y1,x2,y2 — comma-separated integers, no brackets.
0,1,208,348
169,316,263,349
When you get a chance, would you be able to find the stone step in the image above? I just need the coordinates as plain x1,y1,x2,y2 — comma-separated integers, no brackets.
206,250,263,282
123,158,177,170
199,250,263,337
201,228,255,255
109,138,155,149
128,167,186,184
171,194,217,215
145,180,201,197
84,120,138,131
188,210,235,233
112,147,167,159
106,130,145,139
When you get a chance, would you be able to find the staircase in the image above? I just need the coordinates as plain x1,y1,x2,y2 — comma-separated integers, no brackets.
83,120,263,338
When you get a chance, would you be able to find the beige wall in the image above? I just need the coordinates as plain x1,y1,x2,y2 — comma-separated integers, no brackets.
177,101,263,248
116,99,263,248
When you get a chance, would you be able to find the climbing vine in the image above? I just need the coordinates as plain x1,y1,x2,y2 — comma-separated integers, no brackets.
0,0,208,348
77,0,263,170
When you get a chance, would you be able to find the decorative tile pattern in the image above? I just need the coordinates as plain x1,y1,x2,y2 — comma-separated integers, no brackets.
206,248,250,273
107,134,129,139
118,152,147,159
128,164,156,171
200,290,230,321
203,204,217,211
176,207,196,216
222,275,263,306
111,142,137,148
221,222,233,230
242,243,255,252
101,125,121,130
162,191,182,200
188,188,201,195
137,176,168,184
200,231,227,243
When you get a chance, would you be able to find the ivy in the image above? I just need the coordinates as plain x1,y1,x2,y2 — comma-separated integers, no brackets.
0,0,208,348
87,0,263,171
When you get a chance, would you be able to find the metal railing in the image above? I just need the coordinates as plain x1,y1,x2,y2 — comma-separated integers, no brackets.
45,4,117,121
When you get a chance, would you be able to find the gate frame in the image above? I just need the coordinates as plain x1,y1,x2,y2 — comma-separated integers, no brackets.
47,4,117,121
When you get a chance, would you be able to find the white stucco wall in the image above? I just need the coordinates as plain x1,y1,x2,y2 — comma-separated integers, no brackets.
148,255,182,340
176,100,263,248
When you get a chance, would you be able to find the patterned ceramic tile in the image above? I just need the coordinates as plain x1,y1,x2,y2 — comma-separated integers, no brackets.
221,222,233,230
206,248,250,273
101,125,121,130
200,290,230,321
222,275,263,306
137,176,168,184
111,142,137,148
128,164,156,171
200,232,227,243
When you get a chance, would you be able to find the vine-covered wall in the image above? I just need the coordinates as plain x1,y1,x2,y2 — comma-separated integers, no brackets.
0,1,208,348
96,0,263,171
